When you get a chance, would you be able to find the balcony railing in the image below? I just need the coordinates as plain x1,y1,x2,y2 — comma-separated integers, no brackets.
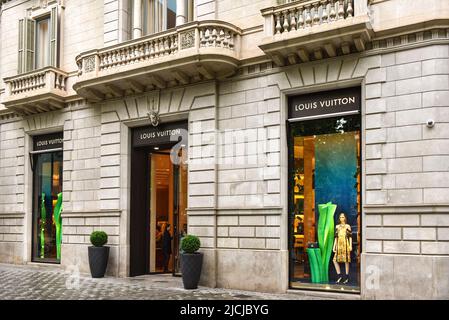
260,0,372,65
269,0,354,35
3,66,68,115
74,21,241,101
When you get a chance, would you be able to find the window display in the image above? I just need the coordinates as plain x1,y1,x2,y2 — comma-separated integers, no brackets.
288,113,361,292
32,134,63,263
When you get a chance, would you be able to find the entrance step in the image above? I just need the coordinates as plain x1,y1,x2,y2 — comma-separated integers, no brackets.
286,289,361,300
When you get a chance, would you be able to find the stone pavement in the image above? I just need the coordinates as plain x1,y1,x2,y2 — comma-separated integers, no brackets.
0,263,356,300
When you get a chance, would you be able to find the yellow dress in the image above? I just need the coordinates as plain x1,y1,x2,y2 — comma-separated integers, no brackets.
333,224,352,263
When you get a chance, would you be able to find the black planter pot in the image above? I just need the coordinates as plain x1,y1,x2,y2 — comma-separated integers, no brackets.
180,252,203,289
88,246,110,278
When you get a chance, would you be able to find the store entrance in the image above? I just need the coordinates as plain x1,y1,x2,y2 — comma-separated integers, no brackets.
149,150,188,274
129,121,188,277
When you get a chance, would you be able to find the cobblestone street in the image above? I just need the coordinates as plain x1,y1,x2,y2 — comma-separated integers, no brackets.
0,264,342,300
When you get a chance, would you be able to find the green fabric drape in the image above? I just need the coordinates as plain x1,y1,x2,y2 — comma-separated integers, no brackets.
307,248,324,283
53,192,63,260
40,193,46,259
317,202,336,283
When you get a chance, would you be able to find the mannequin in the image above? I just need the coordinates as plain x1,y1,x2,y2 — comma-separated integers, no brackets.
332,213,352,284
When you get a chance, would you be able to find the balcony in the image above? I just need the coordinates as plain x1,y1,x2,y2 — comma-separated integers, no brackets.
2,67,68,115
260,0,373,66
74,21,242,101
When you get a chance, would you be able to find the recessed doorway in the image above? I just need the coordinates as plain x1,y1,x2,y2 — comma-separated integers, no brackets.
129,121,188,277
149,150,188,274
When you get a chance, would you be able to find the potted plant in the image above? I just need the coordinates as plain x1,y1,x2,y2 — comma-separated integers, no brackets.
88,231,109,278
180,234,203,289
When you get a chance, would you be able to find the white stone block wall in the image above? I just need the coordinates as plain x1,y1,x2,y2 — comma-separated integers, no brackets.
215,66,283,252
62,0,104,71
364,46,449,260
0,1,32,92
63,104,102,213
0,120,25,214
103,0,131,46
196,0,217,20
216,0,272,29
61,214,120,275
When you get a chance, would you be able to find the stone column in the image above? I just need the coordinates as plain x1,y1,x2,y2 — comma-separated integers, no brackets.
176,0,186,26
133,0,142,38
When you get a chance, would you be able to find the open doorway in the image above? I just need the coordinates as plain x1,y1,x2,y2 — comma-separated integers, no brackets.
129,121,188,277
149,150,187,274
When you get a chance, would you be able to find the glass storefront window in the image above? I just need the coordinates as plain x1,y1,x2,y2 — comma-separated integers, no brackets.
289,114,361,292
32,151,63,263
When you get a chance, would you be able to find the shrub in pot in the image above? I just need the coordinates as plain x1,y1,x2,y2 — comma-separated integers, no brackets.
88,231,109,278
180,234,203,289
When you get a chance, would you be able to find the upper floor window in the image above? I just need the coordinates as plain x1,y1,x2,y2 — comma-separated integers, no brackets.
18,6,59,74
36,16,50,69
143,0,175,34
131,0,194,37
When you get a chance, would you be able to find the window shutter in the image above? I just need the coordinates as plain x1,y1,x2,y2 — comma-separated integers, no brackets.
18,19,24,73
49,6,59,67
24,18,36,72
25,19,36,72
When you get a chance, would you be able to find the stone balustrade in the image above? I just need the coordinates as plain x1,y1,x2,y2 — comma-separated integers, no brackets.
76,21,240,77
2,67,69,115
7,67,67,96
74,21,241,101
260,0,372,65
268,0,354,36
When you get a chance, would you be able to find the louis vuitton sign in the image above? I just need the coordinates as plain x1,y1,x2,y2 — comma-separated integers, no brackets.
133,121,188,148
288,87,361,121
33,132,63,151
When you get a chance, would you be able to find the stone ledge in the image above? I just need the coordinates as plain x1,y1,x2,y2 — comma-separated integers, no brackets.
61,210,122,218
187,207,283,215
0,213,25,218
364,204,449,214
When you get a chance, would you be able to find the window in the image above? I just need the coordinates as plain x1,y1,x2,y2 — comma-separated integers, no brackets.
289,115,361,292
287,87,362,293
35,17,50,69
18,6,59,73
31,133,63,263
142,0,194,35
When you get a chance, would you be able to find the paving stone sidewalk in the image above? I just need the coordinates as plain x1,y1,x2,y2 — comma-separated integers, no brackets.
0,263,338,300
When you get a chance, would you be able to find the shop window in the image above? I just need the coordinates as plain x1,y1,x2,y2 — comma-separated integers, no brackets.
32,134,63,263
18,6,59,73
288,88,361,292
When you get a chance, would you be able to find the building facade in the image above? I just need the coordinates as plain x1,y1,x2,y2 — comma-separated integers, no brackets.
0,0,448,299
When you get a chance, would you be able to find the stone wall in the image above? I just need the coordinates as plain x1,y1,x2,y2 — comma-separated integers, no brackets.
103,0,130,47
62,0,104,71
362,44,449,299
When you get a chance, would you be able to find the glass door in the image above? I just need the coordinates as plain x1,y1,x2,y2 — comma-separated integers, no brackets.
149,151,173,273
173,146,188,275
148,146,187,274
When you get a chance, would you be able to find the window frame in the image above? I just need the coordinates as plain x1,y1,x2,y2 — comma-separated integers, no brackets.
34,15,51,70
141,0,194,36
